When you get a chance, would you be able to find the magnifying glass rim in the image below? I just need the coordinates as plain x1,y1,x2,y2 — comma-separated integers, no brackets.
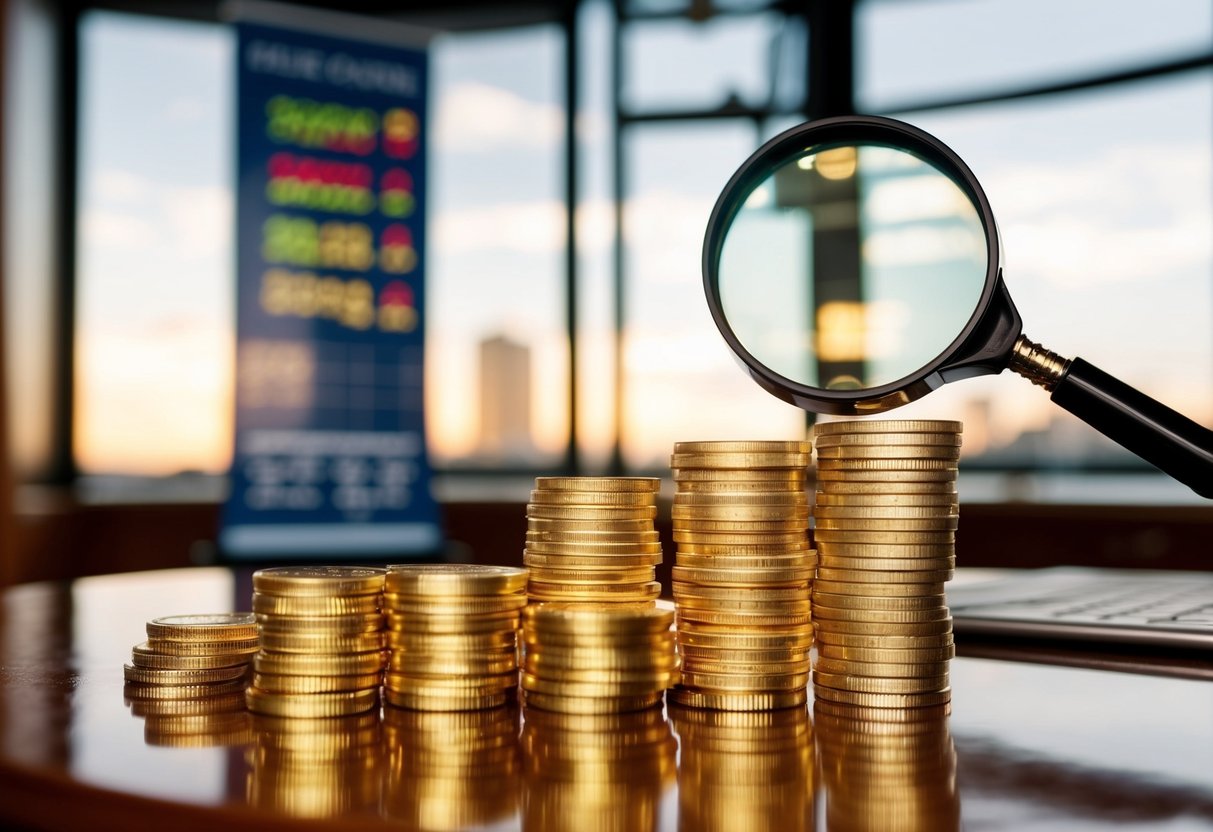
702,114,1002,412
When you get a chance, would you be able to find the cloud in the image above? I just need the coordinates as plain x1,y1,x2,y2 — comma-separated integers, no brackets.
82,211,156,249
434,82,562,152
93,169,153,202
81,170,231,260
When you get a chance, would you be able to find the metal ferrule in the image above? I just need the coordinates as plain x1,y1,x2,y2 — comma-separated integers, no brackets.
1008,335,1070,392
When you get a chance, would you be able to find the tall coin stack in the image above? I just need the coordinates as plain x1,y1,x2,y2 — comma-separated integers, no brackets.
525,477,663,605
247,566,386,718
383,564,528,711
810,420,960,709
669,440,816,711
521,602,677,714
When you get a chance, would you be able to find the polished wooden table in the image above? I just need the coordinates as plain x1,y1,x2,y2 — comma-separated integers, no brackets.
2,567,1213,831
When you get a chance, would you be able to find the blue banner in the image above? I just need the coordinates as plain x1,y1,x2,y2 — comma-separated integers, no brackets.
221,16,440,558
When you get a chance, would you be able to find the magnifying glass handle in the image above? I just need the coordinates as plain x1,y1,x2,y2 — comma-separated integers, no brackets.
1011,337,1213,498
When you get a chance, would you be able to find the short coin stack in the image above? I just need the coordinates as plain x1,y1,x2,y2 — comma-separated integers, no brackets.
123,614,257,716
810,419,960,709
383,564,528,711
525,477,662,605
247,566,386,718
521,602,677,714
669,440,816,711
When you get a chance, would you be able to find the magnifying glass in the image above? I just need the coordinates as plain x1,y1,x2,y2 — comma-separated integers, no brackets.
702,115,1213,498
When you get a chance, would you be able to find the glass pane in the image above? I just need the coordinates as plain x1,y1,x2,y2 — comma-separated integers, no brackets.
859,0,1213,110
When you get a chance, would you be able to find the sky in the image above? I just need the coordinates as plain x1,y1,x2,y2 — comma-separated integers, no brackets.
72,0,1213,478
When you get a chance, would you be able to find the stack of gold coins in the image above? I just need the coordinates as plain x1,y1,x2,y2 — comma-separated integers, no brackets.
522,707,676,832
671,705,814,832
247,712,382,818
383,705,521,829
525,477,662,605
668,440,815,711
383,564,528,711
810,420,960,710
521,602,677,714
123,614,258,711
247,566,386,718
814,701,958,831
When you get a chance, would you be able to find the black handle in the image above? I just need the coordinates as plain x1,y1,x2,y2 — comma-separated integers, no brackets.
1050,358,1213,498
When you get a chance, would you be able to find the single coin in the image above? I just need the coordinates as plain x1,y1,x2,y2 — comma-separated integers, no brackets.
674,492,809,507
145,637,260,657
814,420,962,436
255,612,383,634
816,468,959,482
535,476,660,492
523,647,678,673
813,618,953,637
814,505,959,520
671,582,806,602
679,670,808,691
812,590,946,610
128,691,247,717
252,671,382,694
812,685,952,708
523,691,662,714
674,531,809,545
252,566,386,597
527,529,661,544
816,643,955,663
815,567,955,584
680,657,809,677
130,643,251,670
674,440,811,454
671,566,813,586
524,552,662,569
384,688,510,712
815,457,958,472
815,445,961,461
815,631,954,649
123,663,248,685
523,601,672,633
385,670,519,693
812,530,955,544
814,431,962,447
674,551,811,567
673,518,808,533
254,650,385,676
676,481,808,497
670,451,810,469
246,686,378,717
528,578,660,595
811,605,950,623
813,517,959,532
525,541,663,556
676,628,813,650
526,567,655,585
813,657,950,679
258,629,383,654
818,555,956,572
522,663,678,686
385,564,529,596
124,678,248,700
145,613,258,642
252,593,380,617
813,579,946,598
387,630,515,651
520,673,668,698
383,594,527,615
524,630,673,651
668,687,807,711
384,611,520,634
387,648,516,676
675,608,811,627
675,543,811,557
528,489,657,507
816,542,954,558
817,479,957,495
672,467,808,483
815,494,958,511
678,645,807,664
675,596,811,615
528,517,655,532
672,505,810,522
526,504,657,521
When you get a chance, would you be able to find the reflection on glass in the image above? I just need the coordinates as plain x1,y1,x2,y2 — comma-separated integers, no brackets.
814,701,959,831
522,706,675,831
382,705,520,830
245,712,382,818
670,704,814,832
717,143,987,391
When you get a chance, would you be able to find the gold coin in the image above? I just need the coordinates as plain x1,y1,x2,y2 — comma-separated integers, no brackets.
524,630,673,651
812,685,952,708
535,476,660,492
815,445,961,461
383,593,527,615
813,419,962,435
525,567,655,584
122,663,248,685
674,492,808,507
386,669,517,692
387,648,516,676
671,566,813,586
815,669,946,698
384,688,510,712
674,440,811,454
678,645,806,664
680,657,809,677
670,452,810,469
816,643,955,663
522,690,661,714
674,551,811,567
258,629,383,654
674,530,808,545
252,566,385,597
144,711,253,736
815,631,954,649
815,493,958,509
385,564,529,596
145,613,258,642
814,504,959,520
522,602,673,634
811,590,945,610
130,643,251,670
672,581,805,600
673,467,807,482
527,504,657,521
124,678,247,700
128,691,247,717
819,555,956,572
815,456,958,471
384,611,520,634
668,687,807,711
672,505,810,522
811,605,950,623
528,580,661,598
528,489,656,507
522,662,678,685
252,593,380,617
523,647,677,673
817,478,957,494
387,630,515,651
814,431,962,447
677,479,809,494
813,657,950,679
520,673,669,698
814,618,953,637
527,528,661,543
814,517,958,532
254,650,384,676
255,612,383,633
813,579,946,597
676,608,811,627
252,671,382,694
675,542,811,556
815,466,958,481
816,542,954,558
528,517,655,532
525,541,663,556
245,686,378,717
679,670,808,691
145,637,260,656
815,567,955,584
813,529,954,544
673,518,808,533
675,596,810,615
813,700,952,726
524,551,662,568
676,628,813,650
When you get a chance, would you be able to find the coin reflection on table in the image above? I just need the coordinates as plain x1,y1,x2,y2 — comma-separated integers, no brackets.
382,704,520,830
246,711,382,818
814,701,959,832
670,703,814,832
522,705,675,832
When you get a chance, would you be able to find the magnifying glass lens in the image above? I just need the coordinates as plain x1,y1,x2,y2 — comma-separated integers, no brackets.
717,142,989,391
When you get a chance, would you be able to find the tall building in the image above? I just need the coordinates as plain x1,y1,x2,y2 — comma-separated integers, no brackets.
478,334,534,461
